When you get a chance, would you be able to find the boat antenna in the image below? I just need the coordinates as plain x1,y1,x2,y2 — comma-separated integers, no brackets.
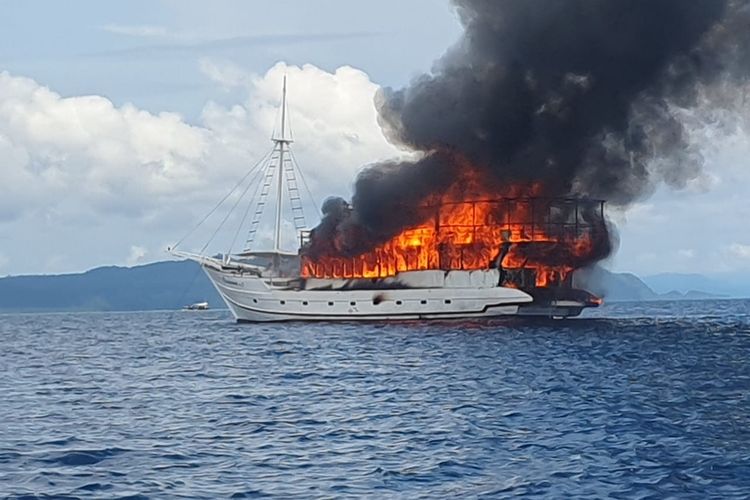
272,74,292,252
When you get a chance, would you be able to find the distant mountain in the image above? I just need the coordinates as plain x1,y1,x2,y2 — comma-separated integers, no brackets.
574,266,657,302
643,272,750,298
0,260,222,313
573,267,730,302
659,289,726,300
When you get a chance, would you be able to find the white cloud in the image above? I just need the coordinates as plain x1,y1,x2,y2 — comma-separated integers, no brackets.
126,245,148,266
199,61,403,199
729,243,750,260
198,59,251,90
0,71,210,220
0,63,401,273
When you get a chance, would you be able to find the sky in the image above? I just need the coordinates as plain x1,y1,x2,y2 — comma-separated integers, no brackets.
0,0,748,277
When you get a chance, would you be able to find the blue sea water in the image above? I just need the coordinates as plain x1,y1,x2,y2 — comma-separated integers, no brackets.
1,300,749,499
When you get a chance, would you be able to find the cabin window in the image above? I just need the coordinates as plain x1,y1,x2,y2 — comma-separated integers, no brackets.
252,298,258,303
444,299,452,304
280,300,286,305
302,301,309,306
420,300,427,305
396,300,403,306
350,301,356,306
328,301,334,306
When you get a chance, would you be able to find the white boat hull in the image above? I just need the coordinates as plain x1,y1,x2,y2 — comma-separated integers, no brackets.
202,266,534,322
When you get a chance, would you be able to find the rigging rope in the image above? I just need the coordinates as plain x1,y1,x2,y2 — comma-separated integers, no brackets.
244,147,282,250
171,148,272,251
200,159,264,256
283,158,307,230
227,153,273,255
288,148,321,218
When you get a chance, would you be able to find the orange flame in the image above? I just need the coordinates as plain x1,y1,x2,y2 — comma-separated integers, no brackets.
301,169,604,288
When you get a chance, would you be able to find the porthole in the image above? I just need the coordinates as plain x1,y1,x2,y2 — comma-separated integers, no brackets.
280,300,286,305
444,299,452,304
420,300,427,305
396,300,403,306
252,298,258,303
328,301,334,306
350,301,356,306
302,301,309,306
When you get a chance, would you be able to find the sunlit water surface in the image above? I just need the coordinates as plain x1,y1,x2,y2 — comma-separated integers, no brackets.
2,300,749,498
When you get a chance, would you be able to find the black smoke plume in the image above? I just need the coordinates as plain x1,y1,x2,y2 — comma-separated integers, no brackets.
309,0,750,259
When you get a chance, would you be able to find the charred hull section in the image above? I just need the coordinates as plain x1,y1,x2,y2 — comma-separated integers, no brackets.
516,287,602,318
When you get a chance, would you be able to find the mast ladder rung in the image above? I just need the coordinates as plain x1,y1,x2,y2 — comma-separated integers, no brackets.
281,161,307,230
245,158,280,248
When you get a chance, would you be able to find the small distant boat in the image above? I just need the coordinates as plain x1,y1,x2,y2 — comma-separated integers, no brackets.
184,301,209,311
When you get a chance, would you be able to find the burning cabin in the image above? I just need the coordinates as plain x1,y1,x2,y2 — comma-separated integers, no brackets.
300,195,609,295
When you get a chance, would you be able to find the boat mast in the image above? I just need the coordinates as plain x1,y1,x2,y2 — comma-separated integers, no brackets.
272,75,290,253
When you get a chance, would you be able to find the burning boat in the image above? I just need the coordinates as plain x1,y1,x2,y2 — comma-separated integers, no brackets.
172,79,606,322
177,191,607,321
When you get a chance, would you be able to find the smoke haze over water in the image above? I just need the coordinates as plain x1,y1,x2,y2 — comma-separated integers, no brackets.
314,0,750,257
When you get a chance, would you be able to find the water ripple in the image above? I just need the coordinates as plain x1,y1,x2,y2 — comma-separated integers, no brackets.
1,300,749,497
